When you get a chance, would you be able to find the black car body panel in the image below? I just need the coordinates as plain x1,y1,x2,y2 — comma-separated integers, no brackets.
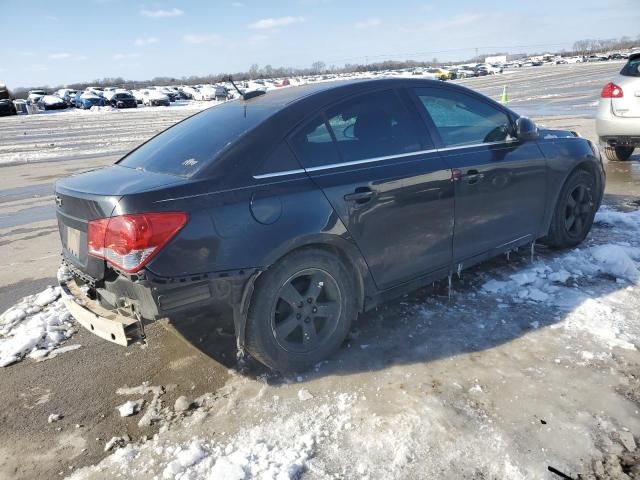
0,99,16,116
55,78,605,351
110,93,138,109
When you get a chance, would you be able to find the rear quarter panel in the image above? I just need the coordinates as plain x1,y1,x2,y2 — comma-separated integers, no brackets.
117,175,362,279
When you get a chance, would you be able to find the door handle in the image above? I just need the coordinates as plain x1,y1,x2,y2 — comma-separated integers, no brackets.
344,187,375,204
465,169,485,184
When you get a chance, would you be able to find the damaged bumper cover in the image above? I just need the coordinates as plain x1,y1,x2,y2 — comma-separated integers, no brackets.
60,261,261,350
60,278,142,346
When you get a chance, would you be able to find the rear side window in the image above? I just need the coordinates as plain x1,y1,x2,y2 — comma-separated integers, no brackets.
119,102,276,177
414,88,512,147
325,89,421,162
289,115,341,168
621,57,640,77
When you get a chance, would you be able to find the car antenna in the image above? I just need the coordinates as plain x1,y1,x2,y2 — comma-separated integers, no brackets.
228,75,266,101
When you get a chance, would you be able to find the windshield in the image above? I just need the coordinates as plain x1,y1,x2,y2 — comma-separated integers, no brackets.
620,57,640,77
118,101,277,177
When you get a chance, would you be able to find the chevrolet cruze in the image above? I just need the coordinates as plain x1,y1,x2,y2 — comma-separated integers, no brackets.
56,78,605,372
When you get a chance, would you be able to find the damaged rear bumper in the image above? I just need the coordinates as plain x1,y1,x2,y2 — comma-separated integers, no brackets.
60,278,144,346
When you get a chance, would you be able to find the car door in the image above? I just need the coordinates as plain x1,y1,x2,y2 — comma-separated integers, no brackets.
410,86,547,263
288,88,454,290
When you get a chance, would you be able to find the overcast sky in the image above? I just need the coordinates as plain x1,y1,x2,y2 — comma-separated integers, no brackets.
1,0,639,88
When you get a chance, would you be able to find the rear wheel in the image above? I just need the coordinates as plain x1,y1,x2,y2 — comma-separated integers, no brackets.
544,170,597,249
603,145,635,162
246,248,357,372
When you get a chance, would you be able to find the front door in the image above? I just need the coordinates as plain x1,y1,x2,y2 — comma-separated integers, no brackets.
289,89,454,290
411,87,547,262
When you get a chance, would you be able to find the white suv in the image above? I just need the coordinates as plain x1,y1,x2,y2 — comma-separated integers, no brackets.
596,53,640,161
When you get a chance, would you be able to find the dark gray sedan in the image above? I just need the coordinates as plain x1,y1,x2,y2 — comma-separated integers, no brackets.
55,78,605,372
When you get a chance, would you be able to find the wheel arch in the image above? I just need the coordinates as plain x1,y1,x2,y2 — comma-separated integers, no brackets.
234,233,374,355
541,159,603,238
260,233,372,313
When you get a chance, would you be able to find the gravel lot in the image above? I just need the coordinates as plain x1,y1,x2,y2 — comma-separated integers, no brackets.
1,62,639,479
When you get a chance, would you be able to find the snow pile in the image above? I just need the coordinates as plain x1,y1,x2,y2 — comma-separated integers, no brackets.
0,279,77,367
70,389,356,480
88,106,118,113
480,206,640,350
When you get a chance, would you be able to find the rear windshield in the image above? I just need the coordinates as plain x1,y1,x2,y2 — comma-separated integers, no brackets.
118,101,276,177
621,57,640,77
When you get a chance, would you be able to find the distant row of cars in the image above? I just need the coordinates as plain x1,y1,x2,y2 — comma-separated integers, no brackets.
20,83,241,112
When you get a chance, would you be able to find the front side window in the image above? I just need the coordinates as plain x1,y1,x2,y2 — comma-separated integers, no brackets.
414,88,513,147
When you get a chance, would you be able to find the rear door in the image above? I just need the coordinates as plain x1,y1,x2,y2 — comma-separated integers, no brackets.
289,88,454,290
410,86,547,262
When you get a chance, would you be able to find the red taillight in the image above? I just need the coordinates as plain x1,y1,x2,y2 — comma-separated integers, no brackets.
88,212,188,273
601,82,624,98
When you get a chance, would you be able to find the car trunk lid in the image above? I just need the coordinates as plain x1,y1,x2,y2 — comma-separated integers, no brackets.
55,165,188,280
612,75,640,118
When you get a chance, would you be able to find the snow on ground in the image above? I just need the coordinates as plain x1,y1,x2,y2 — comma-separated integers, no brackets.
67,204,640,479
0,265,77,367
481,206,640,351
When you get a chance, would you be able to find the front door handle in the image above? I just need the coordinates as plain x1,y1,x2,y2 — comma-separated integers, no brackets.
465,169,485,184
344,187,375,204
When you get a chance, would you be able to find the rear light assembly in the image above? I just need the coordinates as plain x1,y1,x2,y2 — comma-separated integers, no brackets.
600,82,624,98
88,212,188,273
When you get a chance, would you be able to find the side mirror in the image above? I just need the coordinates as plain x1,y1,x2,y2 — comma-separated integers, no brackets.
516,117,539,141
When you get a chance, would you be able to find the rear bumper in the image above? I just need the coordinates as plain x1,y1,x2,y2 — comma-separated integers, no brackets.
596,100,640,142
61,260,259,345
61,278,142,346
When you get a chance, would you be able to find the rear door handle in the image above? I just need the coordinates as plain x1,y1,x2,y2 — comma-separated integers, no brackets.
344,187,375,204
465,169,484,184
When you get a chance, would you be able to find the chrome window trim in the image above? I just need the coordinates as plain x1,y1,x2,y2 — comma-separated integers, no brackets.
305,148,438,173
253,168,306,180
252,139,519,179
437,139,519,152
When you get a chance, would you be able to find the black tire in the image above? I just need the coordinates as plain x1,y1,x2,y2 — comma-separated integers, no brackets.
246,248,357,372
603,145,635,162
544,170,597,249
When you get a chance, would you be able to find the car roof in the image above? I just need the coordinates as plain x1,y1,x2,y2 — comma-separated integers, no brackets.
237,78,438,109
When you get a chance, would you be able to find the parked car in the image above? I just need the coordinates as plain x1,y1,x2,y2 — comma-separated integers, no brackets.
174,90,190,100
456,67,477,78
0,84,15,112
75,91,105,109
57,89,78,107
0,84,17,116
194,85,216,101
109,92,137,109
180,86,198,99
426,68,450,80
37,95,68,110
142,90,170,106
56,78,604,372
85,86,105,97
27,89,47,104
214,85,229,101
596,52,640,161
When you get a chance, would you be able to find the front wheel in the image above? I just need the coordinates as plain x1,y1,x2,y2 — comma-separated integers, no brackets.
543,170,597,249
603,145,635,162
246,248,357,372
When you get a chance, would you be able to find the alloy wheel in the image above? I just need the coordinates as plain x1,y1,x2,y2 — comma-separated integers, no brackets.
564,184,592,236
270,268,342,354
